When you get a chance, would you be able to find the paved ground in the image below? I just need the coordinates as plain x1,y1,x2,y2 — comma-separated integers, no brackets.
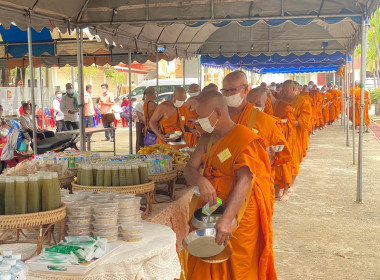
273,121,380,280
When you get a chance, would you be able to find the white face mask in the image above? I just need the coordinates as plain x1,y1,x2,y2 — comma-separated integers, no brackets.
174,100,185,108
189,92,199,97
197,110,218,134
224,92,243,108
254,106,264,112
102,88,107,93
271,86,276,91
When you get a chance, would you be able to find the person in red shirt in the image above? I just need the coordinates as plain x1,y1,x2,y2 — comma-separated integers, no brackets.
18,101,26,116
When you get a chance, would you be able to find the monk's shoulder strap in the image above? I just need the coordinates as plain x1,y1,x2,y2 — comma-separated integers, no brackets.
247,107,258,131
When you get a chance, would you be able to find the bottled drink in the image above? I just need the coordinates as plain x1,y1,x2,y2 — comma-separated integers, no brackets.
0,273,11,280
0,265,11,280
119,166,127,186
76,164,82,185
125,165,133,186
131,164,140,185
4,259,21,280
4,177,15,215
139,163,149,184
11,254,26,280
2,251,12,259
103,166,112,186
15,177,28,214
95,165,104,186
27,175,41,213
0,176,6,215
111,166,119,186
41,173,54,211
50,172,62,209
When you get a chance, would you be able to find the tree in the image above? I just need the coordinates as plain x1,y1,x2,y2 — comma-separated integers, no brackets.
103,65,125,97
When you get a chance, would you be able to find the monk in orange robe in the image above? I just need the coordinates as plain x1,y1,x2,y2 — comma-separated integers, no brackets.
299,85,312,157
149,87,198,148
350,82,371,132
327,83,338,122
321,86,331,127
316,87,325,129
282,80,312,186
224,72,291,202
184,91,277,280
184,83,202,148
264,94,274,116
143,87,158,134
273,99,296,200
335,85,342,118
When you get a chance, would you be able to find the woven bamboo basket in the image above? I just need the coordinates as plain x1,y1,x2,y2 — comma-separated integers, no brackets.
71,180,155,194
148,169,178,183
0,204,66,230
173,163,187,172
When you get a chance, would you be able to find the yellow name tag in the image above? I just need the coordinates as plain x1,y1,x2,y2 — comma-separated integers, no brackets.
217,148,232,163
181,116,185,121
252,128,259,134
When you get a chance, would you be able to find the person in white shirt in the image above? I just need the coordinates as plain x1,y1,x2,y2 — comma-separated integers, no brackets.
134,93,145,152
112,98,123,127
53,90,65,132
60,83,79,131
20,103,55,140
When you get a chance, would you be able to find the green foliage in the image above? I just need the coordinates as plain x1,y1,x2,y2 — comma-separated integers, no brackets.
103,66,125,86
370,87,380,104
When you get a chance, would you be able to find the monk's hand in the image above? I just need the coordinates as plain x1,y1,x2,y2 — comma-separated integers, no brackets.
158,134,167,142
215,216,233,246
191,128,201,137
198,177,217,205
267,146,275,165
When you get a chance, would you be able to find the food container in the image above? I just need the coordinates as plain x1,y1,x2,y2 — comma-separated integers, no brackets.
117,197,136,208
92,232,118,242
93,216,118,225
67,216,92,226
122,233,143,242
67,228,91,236
120,222,143,235
92,224,118,234
67,204,92,217
92,226,118,236
118,211,143,223
118,207,140,216
93,206,118,216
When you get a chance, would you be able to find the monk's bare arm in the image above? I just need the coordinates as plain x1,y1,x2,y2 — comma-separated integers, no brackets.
149,104,165,141
215,166,252,246
184,135,217,205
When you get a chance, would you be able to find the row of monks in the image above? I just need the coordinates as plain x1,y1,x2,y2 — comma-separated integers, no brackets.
141,71,370,279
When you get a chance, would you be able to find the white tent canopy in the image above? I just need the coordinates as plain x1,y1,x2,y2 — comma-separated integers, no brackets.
0,0,377,58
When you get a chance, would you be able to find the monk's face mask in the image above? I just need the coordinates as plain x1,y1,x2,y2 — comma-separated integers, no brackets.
197,110,218,133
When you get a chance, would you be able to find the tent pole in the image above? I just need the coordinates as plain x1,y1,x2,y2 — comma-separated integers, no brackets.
37,66,44,129
346,53,350,146
333,72,336,85
27,25,38,155
71,66,75,88
76,26,85,151
341,74,344,126
183,58,186,88
352,50,356,165
198,55,201,86
343,68,346,132
357,17,369,203
128,52,133,154
156,46,159,102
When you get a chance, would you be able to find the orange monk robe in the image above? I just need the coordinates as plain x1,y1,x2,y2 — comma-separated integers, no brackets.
291,95,312,176
322,92,332,125
157,106,190,144
188,125,277,280
299,92,312,155
143,100,155,133
273,100,296,188
264,97,274,116
328,89,338,122
350,87,371,126
336,90,342,117
349,88,354,121
317,91,324,127
310,91,319,128
185,109,199,148
231,102,291,209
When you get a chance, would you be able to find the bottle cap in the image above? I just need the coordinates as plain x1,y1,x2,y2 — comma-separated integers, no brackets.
11,253,21,260
2,250,12,257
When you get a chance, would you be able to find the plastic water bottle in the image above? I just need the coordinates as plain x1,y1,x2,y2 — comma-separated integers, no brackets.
10,255,25,280
3,259,21,280
0,255,3,265
1,252,12,260
0,272,12,280
0,264,11,279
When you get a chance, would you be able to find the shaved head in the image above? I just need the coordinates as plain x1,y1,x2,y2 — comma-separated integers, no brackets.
202,83,219,94
355,81,360,87
223,71,248,86
173,87,187,101
189,84,201,94
260,82,267,88
282,80,297,100
144,86,156,100
247,87,267,107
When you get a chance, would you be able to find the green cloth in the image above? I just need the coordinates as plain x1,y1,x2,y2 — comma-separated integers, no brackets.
67,90,79,109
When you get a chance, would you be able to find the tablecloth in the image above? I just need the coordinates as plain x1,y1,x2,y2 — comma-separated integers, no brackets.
23,222,181,280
